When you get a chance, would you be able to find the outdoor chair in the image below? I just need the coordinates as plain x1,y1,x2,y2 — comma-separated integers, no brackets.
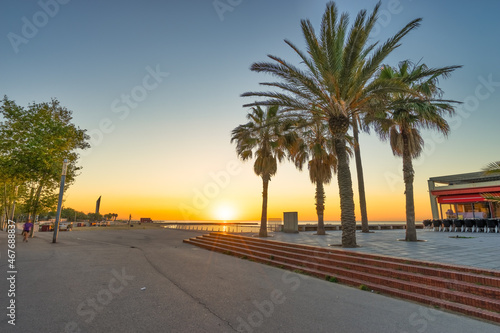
486,219,498,233
432,219,442,232
463,219,476,232
442,219,452,232
475,219,486,232
422,219,432,230
452,219,463,232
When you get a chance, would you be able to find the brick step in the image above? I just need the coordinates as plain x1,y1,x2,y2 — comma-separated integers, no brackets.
205,233,500,287
186,237,500,313
209,233,500,278
195,235,500,299
183,237,500,323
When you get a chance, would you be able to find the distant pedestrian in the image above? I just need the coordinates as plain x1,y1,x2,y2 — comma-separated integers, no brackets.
22,221,33,242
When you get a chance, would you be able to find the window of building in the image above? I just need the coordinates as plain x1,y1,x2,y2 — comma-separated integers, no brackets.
455,202,491,219
493,202,500,218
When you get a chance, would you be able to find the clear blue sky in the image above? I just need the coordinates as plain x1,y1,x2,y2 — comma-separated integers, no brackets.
1,0,499,221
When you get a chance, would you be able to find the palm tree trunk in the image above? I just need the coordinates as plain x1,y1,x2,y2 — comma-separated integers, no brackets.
402,133,417,241
329,116,357,247
315,181,326,235
334,138,357,247
353,121,369,233
259,176,269,237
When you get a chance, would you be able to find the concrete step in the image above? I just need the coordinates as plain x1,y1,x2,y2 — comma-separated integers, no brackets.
183,233,500,323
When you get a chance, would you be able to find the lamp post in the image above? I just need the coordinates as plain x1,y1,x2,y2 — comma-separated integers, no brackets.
53,159,68,243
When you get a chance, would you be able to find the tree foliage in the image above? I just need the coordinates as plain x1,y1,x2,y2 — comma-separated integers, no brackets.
0,96,90,231
370,61,460,241
241,1,422,247
290,114,340,235
231,105,296,237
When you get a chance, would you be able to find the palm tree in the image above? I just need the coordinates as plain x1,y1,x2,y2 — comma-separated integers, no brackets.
483,161,500,175
291,115,338,235
231,105,294,237
372,60,461,241
242,1,421,247
481,161,500,202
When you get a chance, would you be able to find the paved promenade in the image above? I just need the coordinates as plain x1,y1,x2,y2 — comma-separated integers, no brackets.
268,228,500,271
0,228,498,333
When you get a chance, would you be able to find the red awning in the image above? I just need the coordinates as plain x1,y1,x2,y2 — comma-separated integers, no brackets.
431,186,500,196
437,192,500,204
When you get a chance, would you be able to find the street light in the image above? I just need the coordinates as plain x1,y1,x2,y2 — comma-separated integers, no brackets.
53,159,68,243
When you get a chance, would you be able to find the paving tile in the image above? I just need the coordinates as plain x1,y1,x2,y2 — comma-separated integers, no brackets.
267,229,500,271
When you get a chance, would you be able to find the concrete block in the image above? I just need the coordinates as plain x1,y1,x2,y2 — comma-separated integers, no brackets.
283,212,298,233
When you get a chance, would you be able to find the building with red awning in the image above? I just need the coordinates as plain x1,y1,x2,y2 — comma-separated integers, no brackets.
428,172,500,219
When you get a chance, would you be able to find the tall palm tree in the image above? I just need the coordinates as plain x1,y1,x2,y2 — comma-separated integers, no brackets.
231,105,294,237
373,60,461,241
242,1,421,247
291,115,338,235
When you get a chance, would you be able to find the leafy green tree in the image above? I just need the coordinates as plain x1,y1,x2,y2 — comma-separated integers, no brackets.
231,105,295,237
0,183,23,229
0,96,90,235
87,212,103,222
372,60,460,241
290,114,339,235
61,207,78,222
241,2,421,247
76,211,88,221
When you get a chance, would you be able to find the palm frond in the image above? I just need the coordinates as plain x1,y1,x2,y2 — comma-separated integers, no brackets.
481,193,500,202
482,161,500,175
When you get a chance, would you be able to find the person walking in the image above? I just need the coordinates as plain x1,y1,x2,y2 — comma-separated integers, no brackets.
22,221,33,242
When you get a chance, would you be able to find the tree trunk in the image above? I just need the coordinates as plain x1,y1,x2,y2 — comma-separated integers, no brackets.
26,186,35,228
259,176,269,237
2,184,9,230
315,181,326,235
353,121,369,233
329,115,357,247
402,132,417,241
29,183,43,238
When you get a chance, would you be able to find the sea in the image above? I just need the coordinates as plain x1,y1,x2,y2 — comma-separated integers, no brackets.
153,220,407,233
